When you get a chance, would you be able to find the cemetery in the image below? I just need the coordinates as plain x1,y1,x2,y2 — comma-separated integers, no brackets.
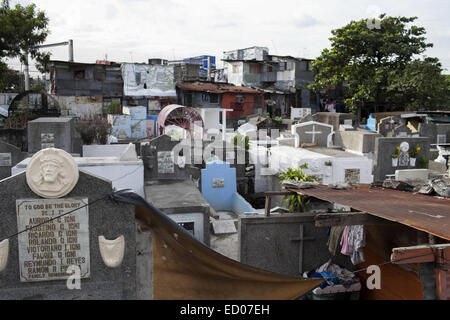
0,6,449,301
0,102,448,301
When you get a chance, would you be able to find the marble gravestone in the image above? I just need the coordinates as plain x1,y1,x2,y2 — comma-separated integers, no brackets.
291,121,334,148
27,118,75,154
0,148,137,300
0,141,27,180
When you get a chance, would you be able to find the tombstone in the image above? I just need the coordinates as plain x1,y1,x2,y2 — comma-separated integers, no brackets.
292,121,334,148
311,112,356,132
201,161,257,215
0,141,27,180
204,139,251,194
365,114,376,131
239,213,354,277
0,148,138,299
377,116,412,138
373,137,430,182
140,135,190,181
27,118,75,154
291,108,311,121
145,180,210,246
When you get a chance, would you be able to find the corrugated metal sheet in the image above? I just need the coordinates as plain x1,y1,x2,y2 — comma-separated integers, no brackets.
289,185,450,240
176,82,261,94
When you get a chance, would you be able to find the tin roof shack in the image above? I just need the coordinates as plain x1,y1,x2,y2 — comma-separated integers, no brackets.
121,63,176,113
176,82,264,128
48,60,123,118
287,184,450,300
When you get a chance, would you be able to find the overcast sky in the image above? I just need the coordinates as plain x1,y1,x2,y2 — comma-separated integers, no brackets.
7,0,450,75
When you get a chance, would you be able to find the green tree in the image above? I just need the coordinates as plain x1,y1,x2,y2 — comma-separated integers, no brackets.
0,3,50,88
308,14,447,118
387,58,449,110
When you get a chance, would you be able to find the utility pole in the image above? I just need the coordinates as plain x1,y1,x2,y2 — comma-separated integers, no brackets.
24,40,74,90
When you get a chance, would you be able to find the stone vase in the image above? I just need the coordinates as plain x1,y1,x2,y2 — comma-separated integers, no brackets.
410,158,416,166
392,158,398,167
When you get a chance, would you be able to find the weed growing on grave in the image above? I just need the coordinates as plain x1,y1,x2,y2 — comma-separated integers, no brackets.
279,164,317,213
231,133,250,151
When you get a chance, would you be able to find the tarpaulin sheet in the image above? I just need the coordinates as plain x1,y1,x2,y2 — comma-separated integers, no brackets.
121,63,176,97
110,190,323,300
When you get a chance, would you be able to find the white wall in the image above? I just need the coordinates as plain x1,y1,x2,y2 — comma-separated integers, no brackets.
12,158,145,198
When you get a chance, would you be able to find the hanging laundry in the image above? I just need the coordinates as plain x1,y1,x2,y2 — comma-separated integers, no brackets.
340,225,366,265
327,225,345,255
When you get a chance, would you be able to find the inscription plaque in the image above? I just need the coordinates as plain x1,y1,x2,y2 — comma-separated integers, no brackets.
157,151,174,174
16,198,90,282
0,153,11,167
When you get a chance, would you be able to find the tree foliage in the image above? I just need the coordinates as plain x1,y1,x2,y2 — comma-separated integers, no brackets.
309,14,448,115
0,3,50,89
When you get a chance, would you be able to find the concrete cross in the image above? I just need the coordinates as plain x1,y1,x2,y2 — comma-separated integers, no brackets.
290,224,315,274
305,125,322,144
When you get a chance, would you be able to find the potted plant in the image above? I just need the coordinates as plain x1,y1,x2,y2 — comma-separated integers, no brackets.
409,145,420,166
392,146,400,167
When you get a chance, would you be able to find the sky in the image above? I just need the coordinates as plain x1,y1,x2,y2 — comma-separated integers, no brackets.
6,0,450,75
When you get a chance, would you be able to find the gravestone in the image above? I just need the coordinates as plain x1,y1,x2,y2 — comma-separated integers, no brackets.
377,116,411,138
201,161,257,215
0,148,137,299
0,141,27,180
239,213,354,277
145,180,210,246
141,135,191,181
373,137,430,182
204,139,251,194
27,118,75,154
292,121,334,148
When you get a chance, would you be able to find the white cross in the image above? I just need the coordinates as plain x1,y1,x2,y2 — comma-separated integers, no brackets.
305,125,322,144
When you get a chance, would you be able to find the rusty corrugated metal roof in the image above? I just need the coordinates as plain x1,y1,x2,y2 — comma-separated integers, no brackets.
289,185,450,240
176,82,262,94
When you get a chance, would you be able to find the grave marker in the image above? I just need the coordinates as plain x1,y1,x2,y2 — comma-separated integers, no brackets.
292,121,334,148
0,148,137,299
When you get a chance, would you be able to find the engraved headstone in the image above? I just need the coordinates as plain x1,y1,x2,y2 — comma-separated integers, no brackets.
141,135,190,181
292,121,334,148
0,148,137,299
27,118,75,154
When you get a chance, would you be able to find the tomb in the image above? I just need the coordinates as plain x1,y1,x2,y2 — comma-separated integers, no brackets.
0,141,27,180
291,121,334,148
0,148,138,299
27,117,76,154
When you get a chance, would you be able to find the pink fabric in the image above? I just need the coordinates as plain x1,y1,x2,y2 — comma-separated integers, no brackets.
340,226,351,255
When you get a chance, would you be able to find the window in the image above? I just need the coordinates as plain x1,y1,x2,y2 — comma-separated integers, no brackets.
249,63,262,74
232,65,239,73
135,72,141,84
268,65,273,72
305,61,311,71
73,70,85,80
210,93,219,104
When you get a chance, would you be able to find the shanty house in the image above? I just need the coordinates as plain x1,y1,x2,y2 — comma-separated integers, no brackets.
176,82,264,128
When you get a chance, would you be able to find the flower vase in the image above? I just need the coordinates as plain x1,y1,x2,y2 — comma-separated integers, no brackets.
410,158,416,166
392,158,398,167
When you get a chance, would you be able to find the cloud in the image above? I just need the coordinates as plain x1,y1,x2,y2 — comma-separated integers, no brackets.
6,0,449,74
293,14,320,28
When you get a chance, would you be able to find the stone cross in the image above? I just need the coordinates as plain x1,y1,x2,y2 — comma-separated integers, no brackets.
290,224,315,274
305,125,322,144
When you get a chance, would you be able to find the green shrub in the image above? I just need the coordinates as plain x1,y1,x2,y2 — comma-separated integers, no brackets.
279,165,317,213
